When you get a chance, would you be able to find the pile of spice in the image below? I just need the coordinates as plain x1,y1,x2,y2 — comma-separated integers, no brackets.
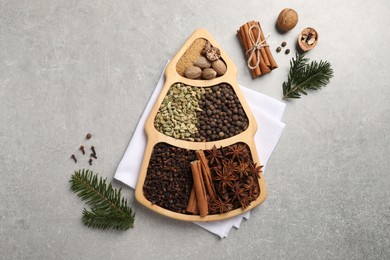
143,142,262,216
154,83,249,142
143,143,196,213
70,133,97,165
190,144,262,216
176,38,227,80
176,38,206,76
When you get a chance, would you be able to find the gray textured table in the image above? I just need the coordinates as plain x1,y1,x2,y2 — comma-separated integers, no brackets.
1,1,389,259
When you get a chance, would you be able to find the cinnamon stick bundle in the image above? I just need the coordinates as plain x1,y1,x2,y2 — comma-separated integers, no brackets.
237,20,278,78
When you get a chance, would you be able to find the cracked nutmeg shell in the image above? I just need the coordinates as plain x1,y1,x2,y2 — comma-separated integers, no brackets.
206,47,221,61
201,41,212,55
277,8,298,32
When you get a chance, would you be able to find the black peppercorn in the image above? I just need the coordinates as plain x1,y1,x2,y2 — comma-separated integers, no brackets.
276,47,282,53
194,84,249,142
281,42,287,47
285,49,290,54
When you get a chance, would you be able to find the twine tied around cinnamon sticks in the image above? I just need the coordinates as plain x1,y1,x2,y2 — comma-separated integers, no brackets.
237,20,278,78
246,24,270,70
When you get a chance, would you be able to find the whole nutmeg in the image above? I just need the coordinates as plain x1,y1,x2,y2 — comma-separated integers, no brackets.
184,66,202,79
202,68,217,80
194,56,211,69
212,59,227,76
277,8,298,32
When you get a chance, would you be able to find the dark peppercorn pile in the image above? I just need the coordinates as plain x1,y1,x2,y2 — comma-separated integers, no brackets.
195,84,249,142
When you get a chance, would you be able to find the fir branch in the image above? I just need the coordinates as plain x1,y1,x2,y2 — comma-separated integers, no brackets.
70,169,135,231
283,53,334,99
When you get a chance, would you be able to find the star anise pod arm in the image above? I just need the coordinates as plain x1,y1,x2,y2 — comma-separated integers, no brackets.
213,167,237,190
225,143,249,161
205,145,224,166
248,162,263,179
209,197,233,214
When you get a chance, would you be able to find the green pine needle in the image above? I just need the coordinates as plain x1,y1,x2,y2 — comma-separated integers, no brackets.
283,53,334,99
70,169,135,231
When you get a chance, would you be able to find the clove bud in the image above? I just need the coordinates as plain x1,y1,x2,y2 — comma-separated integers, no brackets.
91,146,96,156
79,145,85,155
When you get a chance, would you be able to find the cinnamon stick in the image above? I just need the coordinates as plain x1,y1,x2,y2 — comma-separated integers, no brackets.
243,24,262,77
190,161,208,217
248,21,271,74
186,187,199,214
196,150,216,201
257,21,278,69
249,21,271,69
237,29,256,78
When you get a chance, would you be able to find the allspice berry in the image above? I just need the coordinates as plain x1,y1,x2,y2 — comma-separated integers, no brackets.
277,8,298,32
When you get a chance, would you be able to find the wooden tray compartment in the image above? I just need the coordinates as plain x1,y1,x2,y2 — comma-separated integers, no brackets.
135,29,267,222
153,82,251,142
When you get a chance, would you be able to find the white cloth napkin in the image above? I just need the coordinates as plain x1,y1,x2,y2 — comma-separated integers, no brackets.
114,63,286,238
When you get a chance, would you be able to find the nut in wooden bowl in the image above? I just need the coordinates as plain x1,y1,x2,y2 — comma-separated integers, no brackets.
298,27,318,51
176,37,228,80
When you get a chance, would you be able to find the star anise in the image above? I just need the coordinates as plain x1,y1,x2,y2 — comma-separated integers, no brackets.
219,188,229,201
244,176,256,190
209,197,233,214
249,186,260,200
230,182,245,203
236,160,250,178
222,159,238,173
248,162,263,179
240,195,251,209
206,145,223,166
244,176,260,200
225,143,249,161
213,167,237,190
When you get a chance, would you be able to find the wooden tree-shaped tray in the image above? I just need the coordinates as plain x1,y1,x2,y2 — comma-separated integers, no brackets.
135,29,267,222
